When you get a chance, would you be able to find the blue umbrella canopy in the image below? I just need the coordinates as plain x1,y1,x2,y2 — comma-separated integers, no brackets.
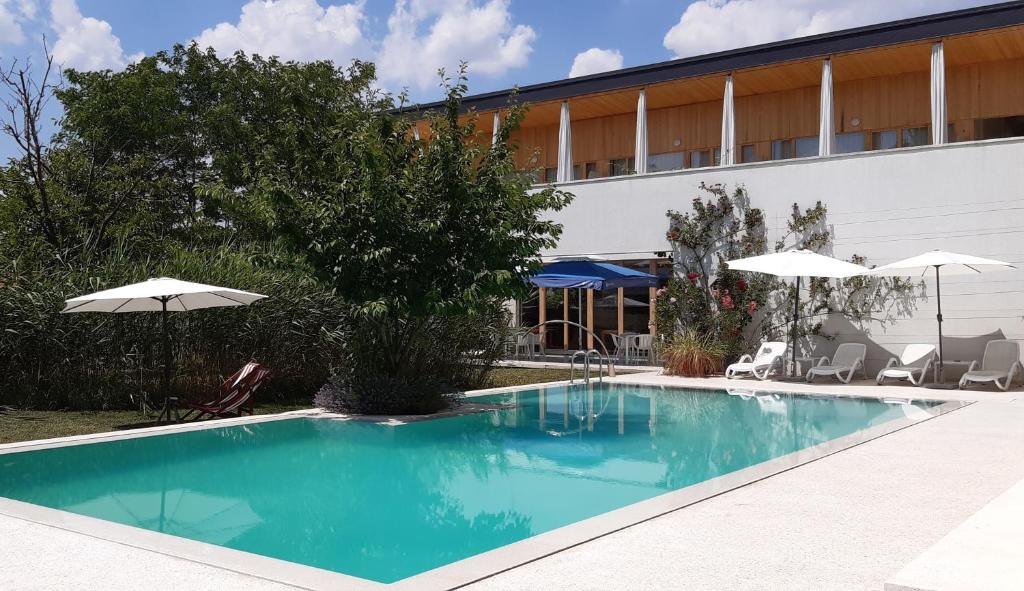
529,260,660,290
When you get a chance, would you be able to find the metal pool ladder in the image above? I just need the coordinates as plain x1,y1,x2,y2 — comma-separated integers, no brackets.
569,349,607,385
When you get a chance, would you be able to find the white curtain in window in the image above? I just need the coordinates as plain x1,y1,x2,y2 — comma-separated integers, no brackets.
491,111,500,146
634,89,648,174
931,41,948,145
818,58,835,156
557,101,573,182
720,75,735,166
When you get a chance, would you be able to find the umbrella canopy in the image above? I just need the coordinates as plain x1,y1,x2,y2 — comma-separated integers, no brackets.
62,277,266,313
725,249,866,278
529,261,659,291
860,250,1015,386
860,250,1015,277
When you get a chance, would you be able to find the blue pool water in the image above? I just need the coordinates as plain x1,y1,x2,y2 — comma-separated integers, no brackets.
0,384,936,583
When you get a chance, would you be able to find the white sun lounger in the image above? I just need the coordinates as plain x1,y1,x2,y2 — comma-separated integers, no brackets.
876,344,936,386
806,343,867,384
958,339,1022,392
725,341,787,380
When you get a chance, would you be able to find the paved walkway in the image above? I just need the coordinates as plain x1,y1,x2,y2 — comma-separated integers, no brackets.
3,377,1023,591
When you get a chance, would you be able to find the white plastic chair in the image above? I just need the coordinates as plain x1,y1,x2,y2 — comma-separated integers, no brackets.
610,333,630,364
876,344,936,386
725,341,787,380
959,339,1022,391
629,334,654,365
806,343,867,384
515,332,545,360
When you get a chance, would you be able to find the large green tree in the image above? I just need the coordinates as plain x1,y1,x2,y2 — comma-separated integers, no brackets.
0,46,571,413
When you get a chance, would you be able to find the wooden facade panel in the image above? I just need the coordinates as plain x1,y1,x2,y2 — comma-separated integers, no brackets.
948,58,1024,121
572,112,636,162
648,100,722,153
509,125,558,169
735,86,819,144
834,71,929,132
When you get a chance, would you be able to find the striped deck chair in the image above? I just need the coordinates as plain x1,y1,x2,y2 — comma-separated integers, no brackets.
182,361,271,421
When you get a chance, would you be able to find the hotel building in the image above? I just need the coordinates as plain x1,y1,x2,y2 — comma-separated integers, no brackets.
414,2,1024,371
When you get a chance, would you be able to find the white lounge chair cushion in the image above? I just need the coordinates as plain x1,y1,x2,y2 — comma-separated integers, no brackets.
880,365,924,377
809,365,846,374
728,362,756,372
962,370,1009,382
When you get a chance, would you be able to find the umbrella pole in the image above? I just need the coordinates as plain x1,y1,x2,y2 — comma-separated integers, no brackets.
158,297,177,422
791,276,800,378
935,265,945,381
926,265,958,390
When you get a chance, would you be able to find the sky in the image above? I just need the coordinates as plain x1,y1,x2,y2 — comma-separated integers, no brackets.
0,0,997,155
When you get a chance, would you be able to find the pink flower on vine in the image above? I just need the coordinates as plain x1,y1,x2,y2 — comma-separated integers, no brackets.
747,301,757,315
686,272,700,283
722,294,735,309
656,287,667,297
736,279,748,291
669,297,678,304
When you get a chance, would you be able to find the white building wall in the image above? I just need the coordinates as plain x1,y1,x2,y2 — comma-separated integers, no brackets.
542,137,1024,374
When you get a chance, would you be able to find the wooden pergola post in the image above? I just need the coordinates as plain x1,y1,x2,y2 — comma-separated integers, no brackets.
648,260,658,338
562,288,569,349
586,289,595,350
538,288,547,346
617,287,625,334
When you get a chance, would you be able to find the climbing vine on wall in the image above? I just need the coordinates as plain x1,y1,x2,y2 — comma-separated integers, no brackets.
656,183,919,368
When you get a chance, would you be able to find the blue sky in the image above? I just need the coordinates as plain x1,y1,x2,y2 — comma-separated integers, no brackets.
0,0,993,157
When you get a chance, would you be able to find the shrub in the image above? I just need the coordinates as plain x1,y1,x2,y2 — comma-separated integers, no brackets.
0,241,345,410
661,330,728,377
314,303,511,415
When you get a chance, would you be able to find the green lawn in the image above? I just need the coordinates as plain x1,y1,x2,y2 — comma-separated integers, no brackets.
0,367,571,445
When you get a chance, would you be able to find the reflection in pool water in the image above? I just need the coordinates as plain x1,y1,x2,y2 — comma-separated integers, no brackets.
0,384,935,583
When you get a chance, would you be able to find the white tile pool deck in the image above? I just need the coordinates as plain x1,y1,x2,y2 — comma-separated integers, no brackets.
2,374,1023,591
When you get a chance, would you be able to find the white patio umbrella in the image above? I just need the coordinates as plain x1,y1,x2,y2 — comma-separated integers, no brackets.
861,250,1015,386
62,277,266,420
726,250,867,378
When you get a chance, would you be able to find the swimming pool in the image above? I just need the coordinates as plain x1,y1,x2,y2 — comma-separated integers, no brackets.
0,383,951,587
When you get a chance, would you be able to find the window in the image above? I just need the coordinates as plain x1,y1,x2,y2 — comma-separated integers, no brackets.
771,139,793,160
713,147,721,166
544,167,558,183
688,149,712,168
572,164,582,180
974,116,1024,141
609,157,635,177
835,132,865,154
902,126,930,148
773,137,818,160
647,152,684,173
870,130,898,151
740,144,757,163
794,136,819,158
585,162,599,179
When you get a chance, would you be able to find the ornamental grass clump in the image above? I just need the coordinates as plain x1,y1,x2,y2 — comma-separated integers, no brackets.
661,330,728,377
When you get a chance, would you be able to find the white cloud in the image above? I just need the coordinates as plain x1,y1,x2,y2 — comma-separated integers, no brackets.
50,0,142,70
569,47,623,78
664,0,992,58
0,0,28,45
377,0,536,91
194,0,369,64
